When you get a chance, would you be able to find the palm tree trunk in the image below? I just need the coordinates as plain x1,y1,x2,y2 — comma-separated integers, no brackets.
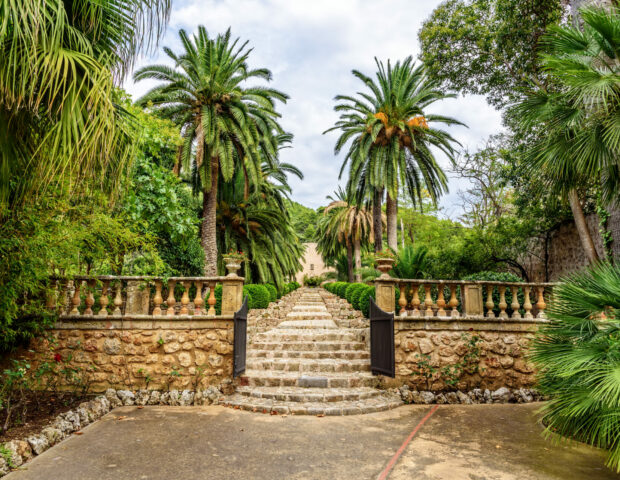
172,145,182,176
201,157,219,276
386,193,398,251
346,242,354,283
568,188,599,264
373,188,383,252
354,236,362,282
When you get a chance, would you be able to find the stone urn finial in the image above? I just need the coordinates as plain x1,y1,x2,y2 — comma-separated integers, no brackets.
223,252,244,277
376,257,395,279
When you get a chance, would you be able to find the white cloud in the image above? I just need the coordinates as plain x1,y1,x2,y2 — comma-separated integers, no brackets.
124,0,504,217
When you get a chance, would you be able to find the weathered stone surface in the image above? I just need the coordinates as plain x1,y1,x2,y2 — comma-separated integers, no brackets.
105,388,123,408
492,387,513,403
27,434,50,455
41,427,62,444
117,390,136,406
103,338,121,355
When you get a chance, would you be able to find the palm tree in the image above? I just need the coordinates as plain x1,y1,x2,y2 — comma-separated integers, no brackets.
0,0,171,215
134,27,288,274
325,57,464,251
530,263,620,472
317,188,375,282
512,6,619,264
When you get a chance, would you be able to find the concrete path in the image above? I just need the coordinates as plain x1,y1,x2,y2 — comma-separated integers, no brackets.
6,404,614,480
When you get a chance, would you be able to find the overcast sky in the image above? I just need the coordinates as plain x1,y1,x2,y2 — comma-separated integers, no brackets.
124,0,504,219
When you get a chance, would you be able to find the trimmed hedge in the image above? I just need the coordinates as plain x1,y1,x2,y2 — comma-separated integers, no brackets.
358,285,375,318
324,281,397,318
265,283,278,302
243,284,270,309
345,283,365,305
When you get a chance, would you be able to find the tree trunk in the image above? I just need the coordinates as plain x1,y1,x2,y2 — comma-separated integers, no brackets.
373,188,383,252
201,157,219,276
353,236,362,282
400,218,405,249
346,242,354,283
568,188,599,264
386,193,398,251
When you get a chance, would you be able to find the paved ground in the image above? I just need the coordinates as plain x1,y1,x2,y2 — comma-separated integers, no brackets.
6,404,615,480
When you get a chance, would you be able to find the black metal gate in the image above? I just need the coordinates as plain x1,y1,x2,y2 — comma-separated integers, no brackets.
233,297,248,378
369,297,395,377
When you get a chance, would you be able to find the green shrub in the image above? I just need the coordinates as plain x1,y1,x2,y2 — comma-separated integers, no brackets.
323,282,335,293
214,284,223,315
351,284,368,310
292,281,300,289
345,283,364,304
530,264,620,472
358,285,375,318
264,284,278,303
303,275,323,287
336,282,349,298
243,284,270,309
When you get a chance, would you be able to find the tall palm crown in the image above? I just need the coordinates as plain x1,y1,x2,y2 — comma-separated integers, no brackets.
325,57,463,250
317,187,375,282
134,27,289,274
325,57,463,205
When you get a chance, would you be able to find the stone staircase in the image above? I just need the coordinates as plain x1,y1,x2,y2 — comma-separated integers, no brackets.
221,288,402,415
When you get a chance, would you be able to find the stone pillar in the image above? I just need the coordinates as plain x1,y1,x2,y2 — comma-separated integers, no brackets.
125,280,150,315
221,278,244,316
375,279,396,313
462,284,484,317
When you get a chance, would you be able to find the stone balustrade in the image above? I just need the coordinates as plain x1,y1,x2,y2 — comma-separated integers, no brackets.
46,275,244,320
375,278,554,321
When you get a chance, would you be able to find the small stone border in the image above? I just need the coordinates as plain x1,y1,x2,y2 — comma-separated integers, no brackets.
394,385,545,405
0,386,223,477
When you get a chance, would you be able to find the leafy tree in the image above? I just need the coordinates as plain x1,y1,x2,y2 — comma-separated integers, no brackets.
530,263,620,473
325,57,463,251
512,6,620,263
287,200,319,243
419,0,563,109
134,27,288,275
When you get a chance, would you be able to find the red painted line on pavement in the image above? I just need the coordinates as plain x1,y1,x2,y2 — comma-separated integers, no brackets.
377,405,440,480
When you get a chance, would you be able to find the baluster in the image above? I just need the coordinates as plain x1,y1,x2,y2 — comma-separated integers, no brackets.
424,284,434,317
84,279,95,315
46,279,57,309
153,280,163,316
436,285,447,317
98,280,109,316
486,285,495,318
166,280,176,316
194,281,204,315
398,283,407,316
536,286,547,319
207,282,216,316
498,285,508,318
510,285,521,319
113,281,123,316
180,281,190,315
70,280,82,315
411,286,421,318
449,284,459,318
523,286,533,319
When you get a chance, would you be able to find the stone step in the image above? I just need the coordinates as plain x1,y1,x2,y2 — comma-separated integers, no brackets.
277,320,337,329
246,358,371,373
253,329,367,343
240,370,378,388
236,386,381,402
248,349,370,360
249,341,367,352
291,306,328,312
285,312,333,320
220,393,402,416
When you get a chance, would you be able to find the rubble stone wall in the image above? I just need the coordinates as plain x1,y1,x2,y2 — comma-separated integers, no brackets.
394,319,538,392
27,319,234,393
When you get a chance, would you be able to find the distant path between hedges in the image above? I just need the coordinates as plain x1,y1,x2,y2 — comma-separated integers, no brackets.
5,404,615,480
